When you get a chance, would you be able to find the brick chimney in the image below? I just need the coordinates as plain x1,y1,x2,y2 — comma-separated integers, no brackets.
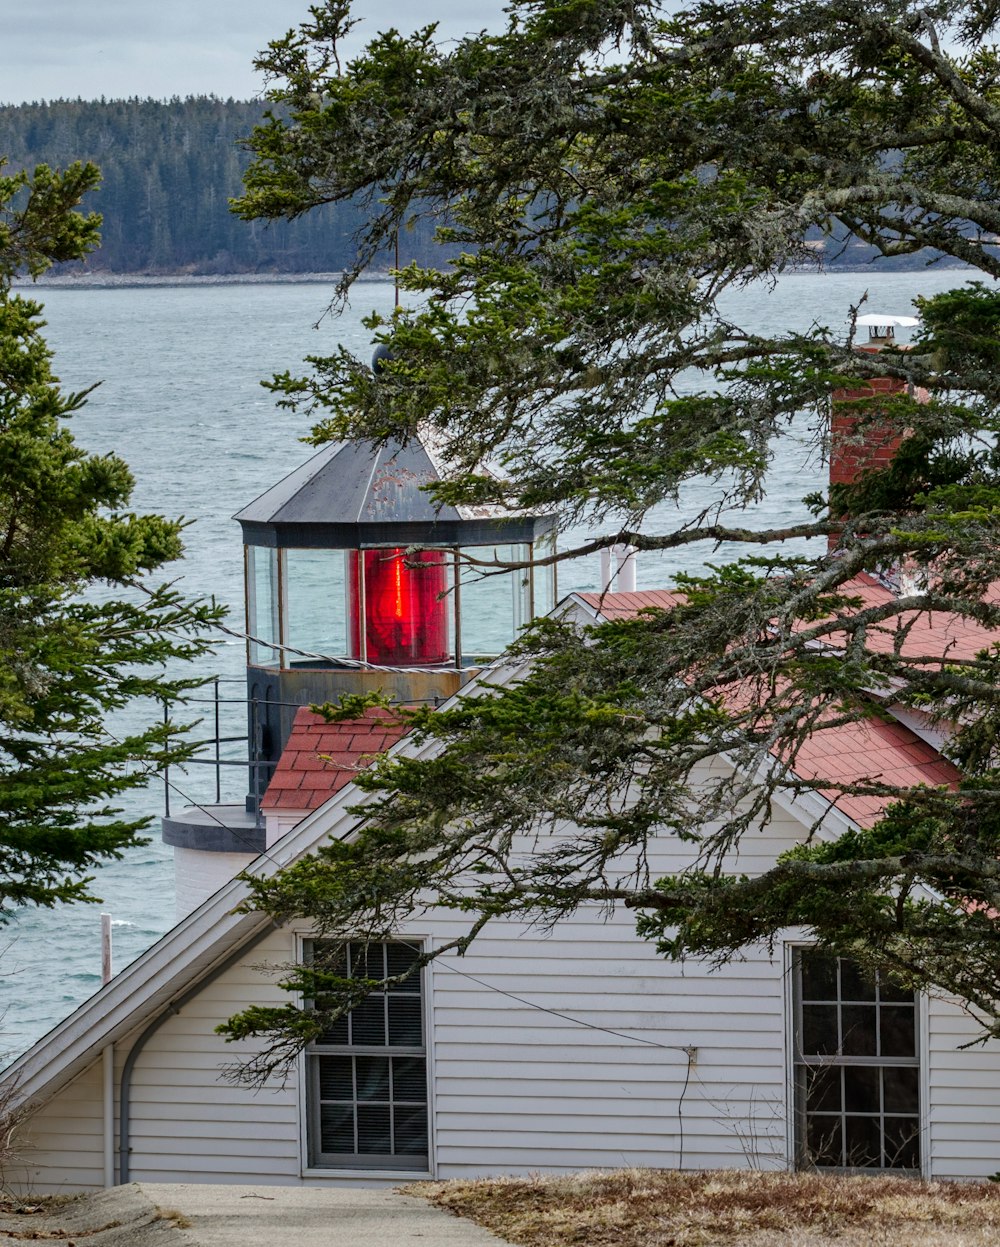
829,334,930,553
830,349,909,490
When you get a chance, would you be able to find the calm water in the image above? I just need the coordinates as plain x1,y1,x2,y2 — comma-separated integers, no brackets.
1,268,974,1060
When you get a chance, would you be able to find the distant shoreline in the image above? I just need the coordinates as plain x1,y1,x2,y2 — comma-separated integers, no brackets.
11,271,387,290
15,263,969,290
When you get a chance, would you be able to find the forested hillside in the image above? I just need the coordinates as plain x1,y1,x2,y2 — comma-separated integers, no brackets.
0,97,956,276
0,98,438,274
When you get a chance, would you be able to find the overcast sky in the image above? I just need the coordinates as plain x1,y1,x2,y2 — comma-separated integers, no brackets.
0,0,505,106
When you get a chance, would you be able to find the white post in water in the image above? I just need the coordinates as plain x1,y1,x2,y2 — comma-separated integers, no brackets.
101,913,113,985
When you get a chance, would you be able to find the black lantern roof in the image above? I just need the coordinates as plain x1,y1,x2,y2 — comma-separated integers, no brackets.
235,435,555,549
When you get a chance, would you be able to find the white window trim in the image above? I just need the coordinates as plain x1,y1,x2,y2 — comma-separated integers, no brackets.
294,930,436,1180
783,940,926,1175
918,989,931,1180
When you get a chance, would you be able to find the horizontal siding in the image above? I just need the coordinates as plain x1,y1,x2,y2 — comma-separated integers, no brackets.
435,1090,774,1112
18,762,809,1189
15,926,303,1193
122,1049,287,1072
425,893,790,1177
21,904,793,1187
928,1073,1000,1110
122,924,302,1184
125,1094,295,1122
9,1165,106,1194
128,1155,301,1180
430,1008,781,1031
436,1025,784,1050
427,977,782,999
926,995,1000,1179
419,772,808,1177
125,1162,311,1182
436,1145,782,1171
438,1126,748,1149
128,1131,299,1158
432,1048,785,1078
14,1062,105,1193
28,753,1000,1185
428,958,783,981
434,1107,779,1136
128,1118,297,1143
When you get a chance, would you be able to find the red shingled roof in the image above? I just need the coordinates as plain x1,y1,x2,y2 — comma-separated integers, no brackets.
578,589,687,618
581,576,1000,661
812,573,1000,662
786,715,959,826
261,707,410,813
264,582,979,828
575,586,966,828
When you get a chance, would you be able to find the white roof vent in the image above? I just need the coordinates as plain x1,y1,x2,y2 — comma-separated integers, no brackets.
855,313,920,343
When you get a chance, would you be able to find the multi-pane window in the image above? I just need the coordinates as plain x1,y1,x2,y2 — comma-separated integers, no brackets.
305,940,428,1170
793,950,920,1171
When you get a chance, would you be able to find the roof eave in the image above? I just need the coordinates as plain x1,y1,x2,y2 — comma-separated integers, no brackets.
1,660,530,1107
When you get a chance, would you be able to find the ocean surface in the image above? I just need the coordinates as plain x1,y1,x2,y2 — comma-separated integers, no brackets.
1,268,974,1061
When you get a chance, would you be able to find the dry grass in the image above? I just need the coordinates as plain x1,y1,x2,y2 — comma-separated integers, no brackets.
404,1169,1000,1247
154,1208,193,1230
0,1196,78,1218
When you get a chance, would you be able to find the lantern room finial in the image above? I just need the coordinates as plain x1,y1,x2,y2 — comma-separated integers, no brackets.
371,343,394,376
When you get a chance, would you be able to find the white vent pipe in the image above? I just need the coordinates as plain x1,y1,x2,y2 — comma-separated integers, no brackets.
599,543,638,593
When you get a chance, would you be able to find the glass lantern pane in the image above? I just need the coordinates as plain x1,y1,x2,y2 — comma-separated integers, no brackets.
284,548,350,662
459,544,531,664
348,548,453,667
247,545,281,667
531,529,558,619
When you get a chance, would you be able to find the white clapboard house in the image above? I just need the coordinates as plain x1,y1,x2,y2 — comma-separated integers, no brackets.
4,359,1000,1191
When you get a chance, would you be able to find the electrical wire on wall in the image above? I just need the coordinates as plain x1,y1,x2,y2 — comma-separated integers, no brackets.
437,959,699,1170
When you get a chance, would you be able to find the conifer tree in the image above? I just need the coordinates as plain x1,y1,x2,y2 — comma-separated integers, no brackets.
0,159,221,914
221,0,1000,1071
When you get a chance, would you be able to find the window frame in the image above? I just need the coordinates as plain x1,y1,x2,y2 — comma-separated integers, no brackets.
790,947,921,1174
301,937,430,1173
245,544,285,667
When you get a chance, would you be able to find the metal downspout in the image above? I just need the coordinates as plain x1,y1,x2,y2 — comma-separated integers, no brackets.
102,1044,115,1187
118,924,274,1185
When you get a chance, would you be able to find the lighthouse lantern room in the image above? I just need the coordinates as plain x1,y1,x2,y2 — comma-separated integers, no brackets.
236,433,556,770
163,428,556,914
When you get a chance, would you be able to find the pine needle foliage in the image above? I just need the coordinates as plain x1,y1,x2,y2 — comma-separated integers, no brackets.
0,160,223,915
221,0,1000,1073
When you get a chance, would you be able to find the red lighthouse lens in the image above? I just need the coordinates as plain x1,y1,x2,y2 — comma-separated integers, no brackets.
349,548,450,666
